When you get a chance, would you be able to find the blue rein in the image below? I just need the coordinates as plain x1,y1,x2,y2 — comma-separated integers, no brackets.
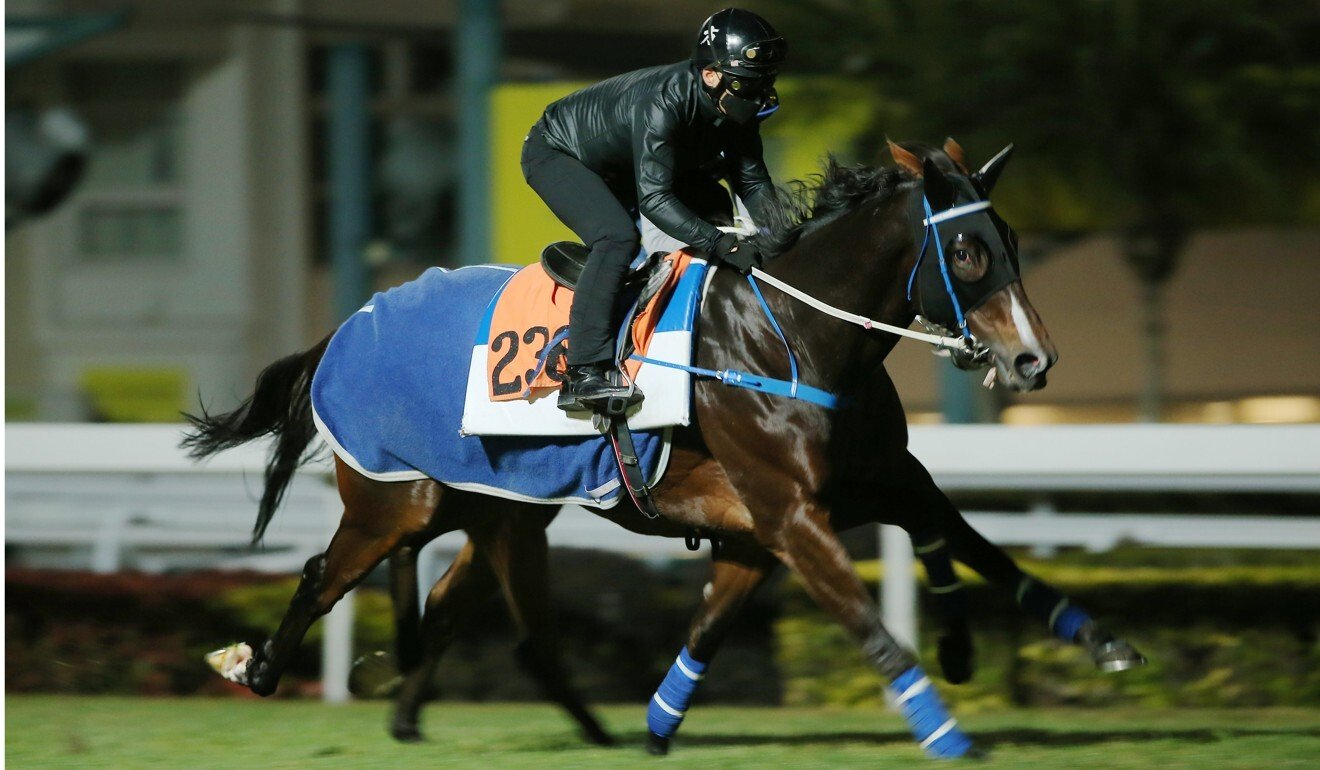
630,271,841,410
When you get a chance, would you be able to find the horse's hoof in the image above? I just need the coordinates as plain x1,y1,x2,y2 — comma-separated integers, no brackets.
205,642,253,685
646,733,670,756
349,651,403,698
1093,639,1147,672
391,723,425,743
937,632,976,685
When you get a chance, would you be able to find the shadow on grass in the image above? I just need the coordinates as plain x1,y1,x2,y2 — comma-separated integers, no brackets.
588,726,1320,751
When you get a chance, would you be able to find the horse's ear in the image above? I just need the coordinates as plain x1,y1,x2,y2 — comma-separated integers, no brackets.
971,143,1014,193
887,139,924,177
922,157,956,209
943,137,970,174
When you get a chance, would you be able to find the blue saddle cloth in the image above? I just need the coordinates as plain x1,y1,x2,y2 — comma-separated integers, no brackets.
310,264,668,508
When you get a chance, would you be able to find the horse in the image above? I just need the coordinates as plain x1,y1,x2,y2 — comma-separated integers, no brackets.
186,139,1144,759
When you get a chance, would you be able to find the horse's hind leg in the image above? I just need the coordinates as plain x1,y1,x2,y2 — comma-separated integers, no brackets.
479,505,614,746
390,536,500,742
389,547,423,674
340,548,426,701
239,459,443,696
902,451,1147,672
646,538,778,755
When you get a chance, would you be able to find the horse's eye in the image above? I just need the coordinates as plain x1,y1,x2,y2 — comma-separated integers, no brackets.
949,236,988,282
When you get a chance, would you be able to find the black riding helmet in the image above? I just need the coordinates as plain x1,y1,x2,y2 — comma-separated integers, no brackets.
692,8,786,124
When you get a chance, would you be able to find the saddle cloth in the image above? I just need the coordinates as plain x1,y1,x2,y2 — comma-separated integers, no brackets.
461,252,709,436
310,264,675,508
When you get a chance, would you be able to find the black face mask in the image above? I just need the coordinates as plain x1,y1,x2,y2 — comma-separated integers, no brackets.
711,73,777,125
910,161,1021,333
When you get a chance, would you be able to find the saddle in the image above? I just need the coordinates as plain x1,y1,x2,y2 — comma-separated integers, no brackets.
535,242,687,521
540,241,660,291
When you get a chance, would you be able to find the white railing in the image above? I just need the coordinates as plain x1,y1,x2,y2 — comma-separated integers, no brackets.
881,424,1320,649
7,423,1320,698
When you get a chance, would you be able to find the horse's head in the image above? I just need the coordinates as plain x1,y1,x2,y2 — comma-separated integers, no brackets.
888,139,1058,392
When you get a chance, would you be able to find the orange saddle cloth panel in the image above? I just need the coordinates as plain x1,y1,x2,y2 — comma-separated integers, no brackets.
486,250,693,402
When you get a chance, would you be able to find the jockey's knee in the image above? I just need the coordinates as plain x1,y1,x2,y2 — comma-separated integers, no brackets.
591,227,639,261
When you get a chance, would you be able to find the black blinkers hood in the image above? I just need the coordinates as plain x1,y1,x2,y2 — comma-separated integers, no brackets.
910,166,1021,332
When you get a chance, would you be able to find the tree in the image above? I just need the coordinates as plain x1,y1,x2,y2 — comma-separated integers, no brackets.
771,0,1320,419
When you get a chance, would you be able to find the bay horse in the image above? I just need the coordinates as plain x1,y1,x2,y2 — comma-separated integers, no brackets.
186,140,1143,759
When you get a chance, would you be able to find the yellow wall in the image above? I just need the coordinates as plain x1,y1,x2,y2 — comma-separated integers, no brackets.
490,82,589,265
489,77,878,265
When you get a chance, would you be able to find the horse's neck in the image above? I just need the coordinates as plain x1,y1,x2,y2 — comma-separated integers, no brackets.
761,193,919,381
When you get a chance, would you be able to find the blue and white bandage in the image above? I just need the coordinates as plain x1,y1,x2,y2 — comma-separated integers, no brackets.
1051,604,1091,643
889,666,974,759
1017,577,1093,643
647,647,707,739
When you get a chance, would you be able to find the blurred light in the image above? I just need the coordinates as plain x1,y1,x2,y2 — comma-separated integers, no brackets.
1000,405,1067,426
1200,401,1237,424
907,411,944,425
1236,396,1320,424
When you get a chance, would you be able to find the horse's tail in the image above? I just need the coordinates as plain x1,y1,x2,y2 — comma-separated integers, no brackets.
181,335,332,545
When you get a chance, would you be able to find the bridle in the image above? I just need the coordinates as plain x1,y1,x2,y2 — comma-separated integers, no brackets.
744,190,1010,366
630,177,1016,409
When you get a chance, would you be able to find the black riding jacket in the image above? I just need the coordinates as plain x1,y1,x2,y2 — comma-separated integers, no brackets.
537,61,776,253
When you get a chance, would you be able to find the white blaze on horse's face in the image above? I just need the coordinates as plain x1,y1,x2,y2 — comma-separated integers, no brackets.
966,281,1058,392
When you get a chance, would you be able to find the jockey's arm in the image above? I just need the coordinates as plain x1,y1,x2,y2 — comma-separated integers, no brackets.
726,125,776,228
633,97,726,254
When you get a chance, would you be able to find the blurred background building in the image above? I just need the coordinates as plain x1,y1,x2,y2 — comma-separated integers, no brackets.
7,0,1317,426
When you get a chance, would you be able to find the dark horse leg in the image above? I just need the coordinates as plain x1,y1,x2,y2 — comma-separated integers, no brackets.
389,537,500,741
388,547,424,675
238,458,444,696
480,506,614,746
647,439,976,759
389,497,612,745
645,538,778,755
899,451,1146,671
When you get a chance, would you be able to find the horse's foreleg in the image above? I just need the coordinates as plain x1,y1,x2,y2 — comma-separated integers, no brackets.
908,529,975,684
390,538,500,742
755,501,976,759
480,509,614,747
646,540,778,755
905,452,1147,672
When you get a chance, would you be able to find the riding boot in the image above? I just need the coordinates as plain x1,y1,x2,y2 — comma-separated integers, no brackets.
557,362,644,413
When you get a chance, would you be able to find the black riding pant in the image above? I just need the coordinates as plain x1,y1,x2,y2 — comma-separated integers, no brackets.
522,127,639,366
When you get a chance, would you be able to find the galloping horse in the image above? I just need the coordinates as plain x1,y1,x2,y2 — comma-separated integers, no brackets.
187,140,1143,759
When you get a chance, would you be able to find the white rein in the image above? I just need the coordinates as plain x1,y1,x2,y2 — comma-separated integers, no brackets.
716,222,975,355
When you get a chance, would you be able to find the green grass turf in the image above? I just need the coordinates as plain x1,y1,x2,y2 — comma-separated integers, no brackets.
6,697,1319,769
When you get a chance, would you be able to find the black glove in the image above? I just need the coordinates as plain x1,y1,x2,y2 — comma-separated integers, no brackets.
711,233,762,274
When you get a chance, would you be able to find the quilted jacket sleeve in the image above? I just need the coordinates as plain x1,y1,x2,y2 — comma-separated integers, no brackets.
632,95,726,253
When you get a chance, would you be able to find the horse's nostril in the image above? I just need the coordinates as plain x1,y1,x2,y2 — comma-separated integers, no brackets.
1014,353,1041,378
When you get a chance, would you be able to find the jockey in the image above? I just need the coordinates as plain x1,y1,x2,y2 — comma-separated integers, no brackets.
521,7,786,413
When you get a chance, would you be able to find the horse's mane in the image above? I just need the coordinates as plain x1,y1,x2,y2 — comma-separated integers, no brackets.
752,143,948,258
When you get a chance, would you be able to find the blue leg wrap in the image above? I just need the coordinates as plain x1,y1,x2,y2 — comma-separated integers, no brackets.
646,647,706,739
1052,604,1091,643
889,666,974,759
1018,577,1093,642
